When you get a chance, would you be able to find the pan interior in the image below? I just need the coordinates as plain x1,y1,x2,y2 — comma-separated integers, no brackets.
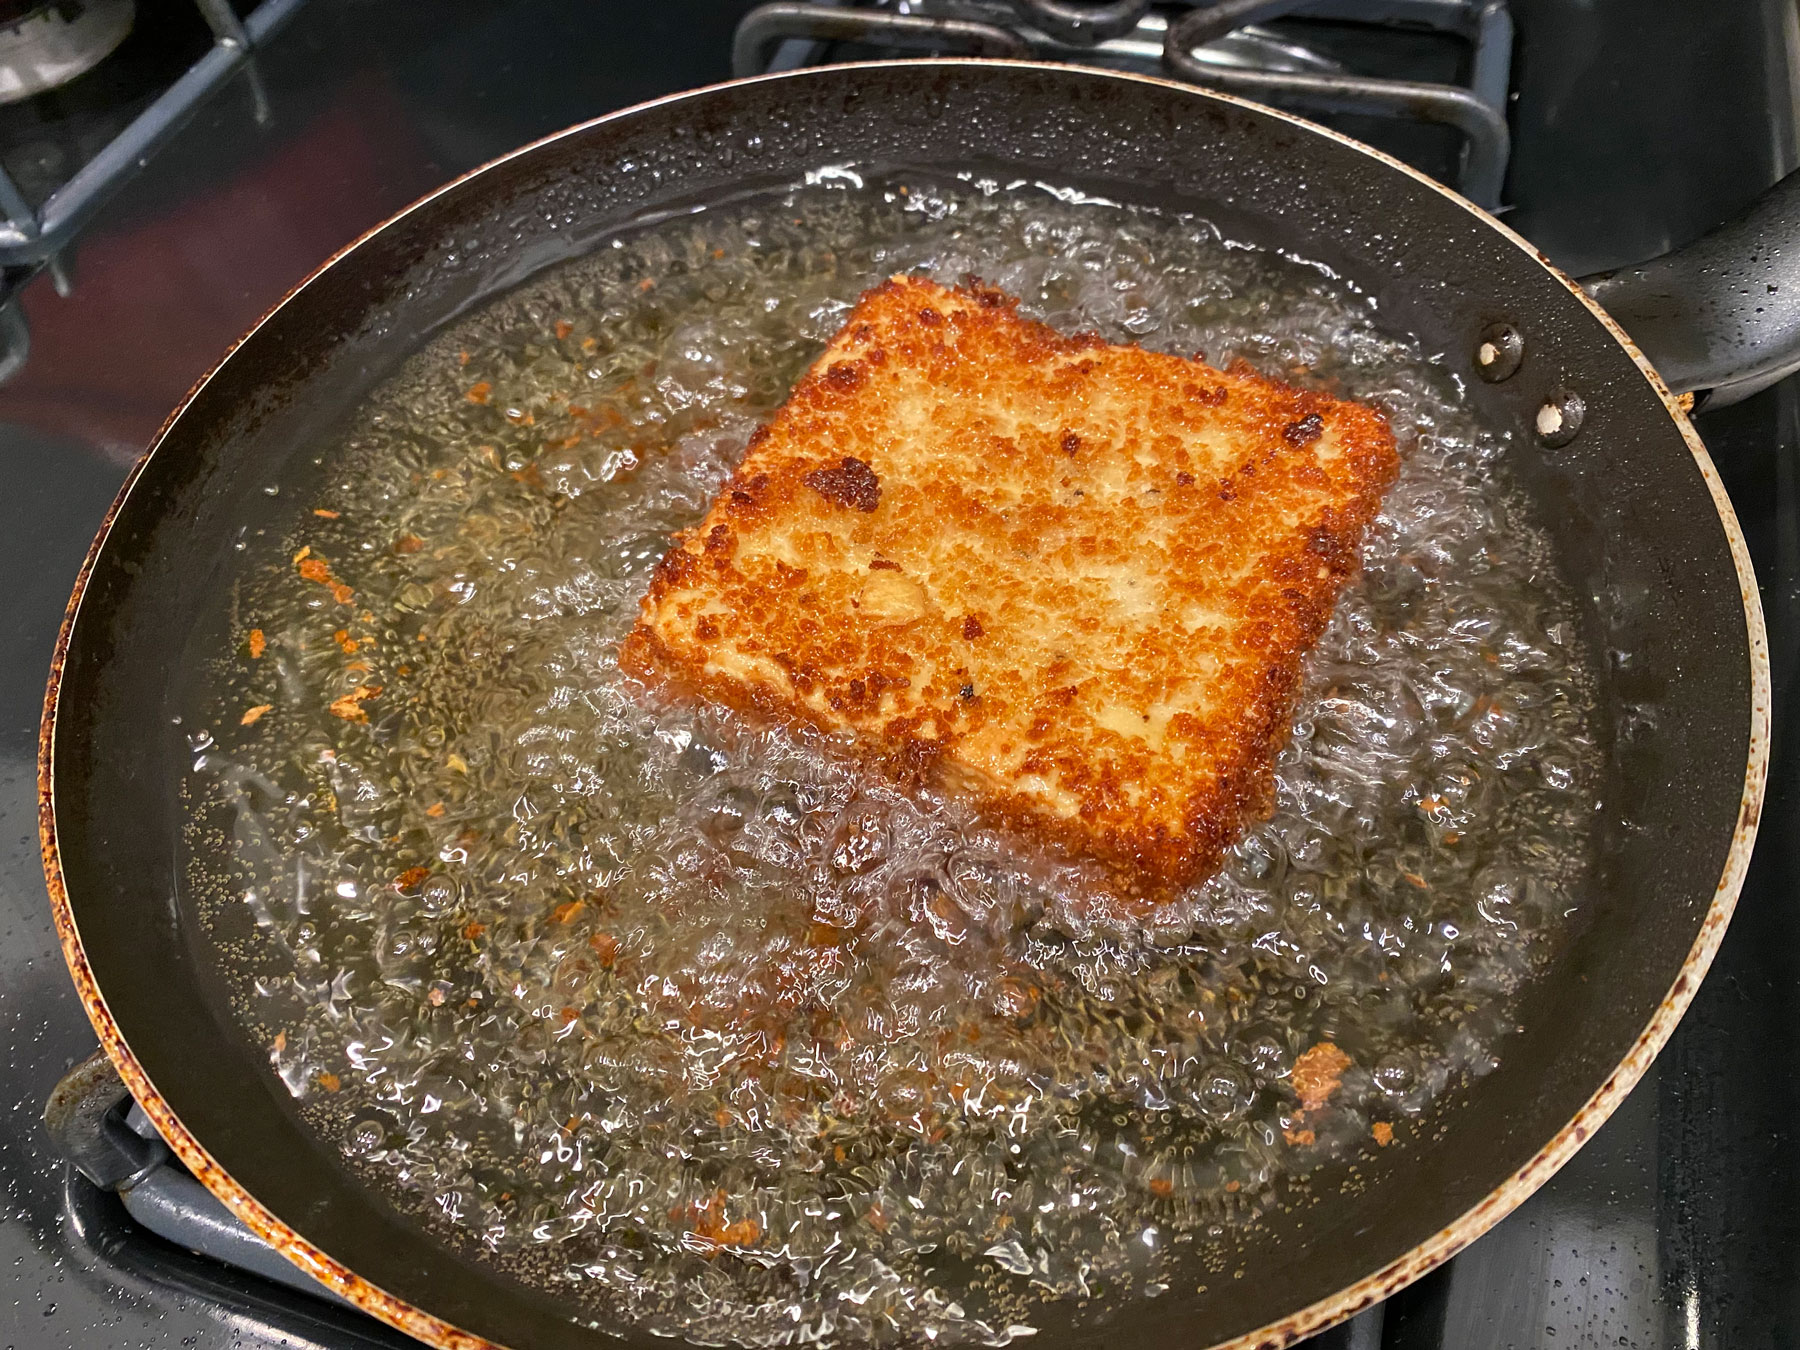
175,167,1599,1344
47,64,1753,1350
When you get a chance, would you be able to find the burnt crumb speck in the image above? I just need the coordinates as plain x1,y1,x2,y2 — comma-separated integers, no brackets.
916,306,943,327
1305,524,1354,567
957,275,1012,309
869,558,901,571
653,547,697,587
805,456,880,512
1061,430,1081,456
962,615,985,641
1177,471,1195,486
1283,412,1325,446
823,362,864,391
728,472,770,510
960,683,976,701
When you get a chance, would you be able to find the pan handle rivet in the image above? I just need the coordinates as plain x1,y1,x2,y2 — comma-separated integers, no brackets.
1535,390,1585,448
1474,322,1524,382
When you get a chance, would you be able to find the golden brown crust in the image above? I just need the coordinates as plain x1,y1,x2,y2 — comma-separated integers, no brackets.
621,276,1399,895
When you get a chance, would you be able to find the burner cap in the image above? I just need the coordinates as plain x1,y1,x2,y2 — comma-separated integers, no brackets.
0,0,134,106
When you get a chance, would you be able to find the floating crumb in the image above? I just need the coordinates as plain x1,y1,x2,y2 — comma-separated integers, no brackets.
394,866,430,891
1372,1121,1394,1147
1224,1180,1240,1193
240,704,273,725
333,628,359,654
328,684,382,722
446,753,469,773
581,336,597,353
395,533,424,554
551,899,584,924
467,380,492,404
1292,1041,1353,1112
313,508,340,519
637,278,655,292
296,551,354,604
458,349,469,366
1148,1177,1173,1197
428,987,446,1007
589,932,619,967
1283,1127,1316,1146
247,628,266,659
425,802,445,818
272,1030,286,1053
688,1189,761,1249
462,920,486,941
554,319,573,340
316,1072,341,1093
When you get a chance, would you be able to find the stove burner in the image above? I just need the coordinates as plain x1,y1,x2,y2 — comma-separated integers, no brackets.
0,0,135,106
0,0,306,383
732,0,1513,207
44,1052,349,1306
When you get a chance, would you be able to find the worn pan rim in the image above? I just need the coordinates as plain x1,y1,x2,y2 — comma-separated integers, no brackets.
36,57,1772,1350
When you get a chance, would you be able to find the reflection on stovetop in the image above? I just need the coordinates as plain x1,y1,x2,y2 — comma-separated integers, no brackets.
2,2,1799,1348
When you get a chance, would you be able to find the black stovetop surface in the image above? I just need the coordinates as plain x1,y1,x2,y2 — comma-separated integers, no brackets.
1,2,1798,1347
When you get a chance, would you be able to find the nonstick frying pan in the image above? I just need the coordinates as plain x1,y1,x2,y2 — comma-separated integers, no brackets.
38,61,1780,1350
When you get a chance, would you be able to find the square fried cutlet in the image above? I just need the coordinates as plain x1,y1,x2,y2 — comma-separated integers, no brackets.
621,276,1398,895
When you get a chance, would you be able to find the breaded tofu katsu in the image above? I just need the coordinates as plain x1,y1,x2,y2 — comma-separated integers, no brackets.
621,276,1398,895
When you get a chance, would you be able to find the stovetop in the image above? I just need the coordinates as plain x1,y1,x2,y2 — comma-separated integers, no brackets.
2,2,1798,1347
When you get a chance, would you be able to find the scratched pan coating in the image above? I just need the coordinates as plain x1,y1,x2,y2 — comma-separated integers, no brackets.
39,62,1767,1350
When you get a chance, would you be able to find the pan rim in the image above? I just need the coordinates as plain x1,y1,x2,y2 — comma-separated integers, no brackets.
36,56,1772,1350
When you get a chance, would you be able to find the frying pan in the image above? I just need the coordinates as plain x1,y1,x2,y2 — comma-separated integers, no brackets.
38,61,1782,1350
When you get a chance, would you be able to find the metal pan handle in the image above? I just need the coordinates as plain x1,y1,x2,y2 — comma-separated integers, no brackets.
1581,168,1800,408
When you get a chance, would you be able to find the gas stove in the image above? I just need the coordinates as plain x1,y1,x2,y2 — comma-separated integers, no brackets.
733,0,1514,207
2,3,1797,1348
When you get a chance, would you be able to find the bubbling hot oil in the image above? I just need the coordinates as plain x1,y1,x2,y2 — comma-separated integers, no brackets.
186,172,1600,1345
